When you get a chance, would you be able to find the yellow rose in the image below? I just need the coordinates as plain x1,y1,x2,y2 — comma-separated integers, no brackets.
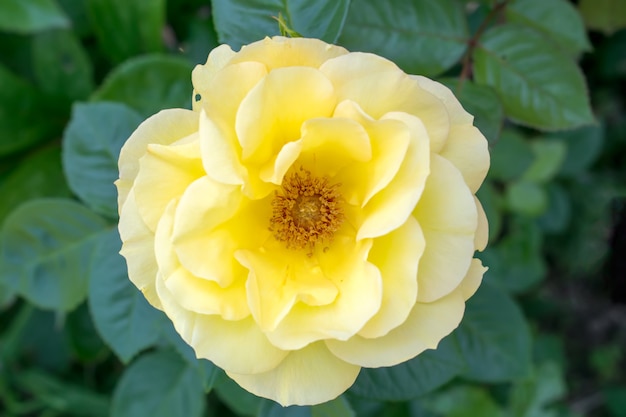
116,36,489,406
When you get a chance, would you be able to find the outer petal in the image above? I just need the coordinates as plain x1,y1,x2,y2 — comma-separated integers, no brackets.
357,112,430,240
118,189,160,309
235,66,336,164
440,124,490,193
457,258,487,301
117,109,198,208
228,36,348,70
411,75,473,125
191,44,237,96
133,140,205,232
413,155,477,302
358,216,424,338
155,260,288,375
326,286,465,367
320,53,450,152
474,197,489,251
227,342,360,406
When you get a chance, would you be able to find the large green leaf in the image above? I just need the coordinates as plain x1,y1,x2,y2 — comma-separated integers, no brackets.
214,371,265,416
87,229,165,363
456,283,533,382
473,24,594,130
0,0,69,34
32,29,93,101
212,0,351,48
111,349,205,417
0,199,108,311
62,102,142,218
506,0,591,56
488,129,534,182
86,0,165,63
0,64,61,156
91,55,193,117
338,0,468,76
0,146,71,224
350,335,465,401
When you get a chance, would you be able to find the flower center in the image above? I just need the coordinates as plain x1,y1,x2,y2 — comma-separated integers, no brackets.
270,169,343,250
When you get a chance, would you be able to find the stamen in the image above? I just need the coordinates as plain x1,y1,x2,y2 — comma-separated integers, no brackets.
270,168,343,251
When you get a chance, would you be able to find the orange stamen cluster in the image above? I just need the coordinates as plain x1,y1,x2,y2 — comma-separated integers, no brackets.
270,169,343,251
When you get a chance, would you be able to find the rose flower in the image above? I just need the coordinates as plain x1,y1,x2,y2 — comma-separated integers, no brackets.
116,37,489,406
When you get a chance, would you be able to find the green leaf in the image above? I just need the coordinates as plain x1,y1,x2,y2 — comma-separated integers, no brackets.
181,16,220,65
506,180,548,217
0,282,15,309
552,124,604,177
338,0,468,76
312,397,355,417
0,198,108,311
14,369,110,417
0,64,61,156
441,79,504,144
508,362,566,417
62,102,143,218
579,0,626,35
86,0,165,63
537,184,571,234
91,55,193,117
506,0,591,56
259,402,311,417
475,181,502,242
479,218,546,293
111,349,205,417
421,385,504,417
350,335,465,401
456,283,532,382
523,140,567,183
214,370,264,416
0,0,69,34
65,303,108,362
212,0,351,49
32,29,94,101
87,229,165,363
0,146,72,224
488,130,534,182
605,386,626,417
473,24,594,130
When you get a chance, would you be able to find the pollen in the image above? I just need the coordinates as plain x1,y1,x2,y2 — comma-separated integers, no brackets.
270,168,343,251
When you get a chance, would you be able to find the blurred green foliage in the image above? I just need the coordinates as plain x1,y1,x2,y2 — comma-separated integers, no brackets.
1,0,625,416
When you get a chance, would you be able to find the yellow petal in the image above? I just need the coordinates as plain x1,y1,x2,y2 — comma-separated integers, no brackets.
118,189,161,309
411,75,473,125
320,53,450,152
154,199,249,320
170,176,242,285
359,216,424,338
118,109,198,207
297,117,372,178
458,258,487,301
155,271,288,375
191,44,236,96
440,124,490,193
235,66,336,164
199,111,246,185
259,140,302,184
413,155,477,302
474,197,489,251
133,140,205,232
326,286,465,367
357,112,430,240
259,237,383,350
228,36,348,70
227,342,360,406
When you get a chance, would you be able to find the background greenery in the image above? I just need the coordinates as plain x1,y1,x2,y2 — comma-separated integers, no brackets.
0,0,624,416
